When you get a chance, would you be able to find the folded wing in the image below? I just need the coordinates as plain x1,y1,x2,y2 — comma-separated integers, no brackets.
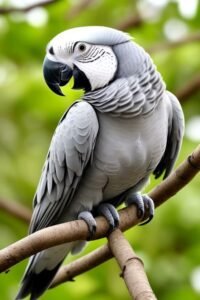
29,101,99,233
153,92,184,179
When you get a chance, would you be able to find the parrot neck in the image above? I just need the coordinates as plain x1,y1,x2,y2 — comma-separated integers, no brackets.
83,52,166,118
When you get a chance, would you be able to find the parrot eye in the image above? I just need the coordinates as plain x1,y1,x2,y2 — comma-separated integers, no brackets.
78,44,86,52
49,46,55,55
74,42,90,54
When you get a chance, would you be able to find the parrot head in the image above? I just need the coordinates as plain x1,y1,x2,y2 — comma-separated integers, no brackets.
43,26,131,95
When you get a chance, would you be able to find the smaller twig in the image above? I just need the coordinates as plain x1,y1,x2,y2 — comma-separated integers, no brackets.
108,229,157,300
116,14,143,31
51,244,112,287
0,0,58,14
148,32,200,53
66,0,96,20
0,198,31,224
175,75,200,103
149,145,200,207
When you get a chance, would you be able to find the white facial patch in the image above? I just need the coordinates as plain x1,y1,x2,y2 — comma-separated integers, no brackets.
74,45,118,91
46,40,76,67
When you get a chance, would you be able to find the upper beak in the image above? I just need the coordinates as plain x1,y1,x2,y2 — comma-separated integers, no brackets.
43,57,73,96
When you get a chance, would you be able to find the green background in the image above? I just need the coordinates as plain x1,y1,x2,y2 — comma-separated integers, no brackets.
0,0,200,299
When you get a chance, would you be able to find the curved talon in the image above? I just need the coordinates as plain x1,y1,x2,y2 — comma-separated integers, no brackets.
97,203,120,232
78,211,97,240
139,195,155,226
125,193,145,219
125,193,154,225
139,214,153,226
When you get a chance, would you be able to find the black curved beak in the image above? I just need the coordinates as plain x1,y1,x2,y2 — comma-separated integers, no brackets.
43,57,73,96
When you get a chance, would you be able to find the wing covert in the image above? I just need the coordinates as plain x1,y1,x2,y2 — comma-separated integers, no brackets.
153,91,184,179
29,101,99,233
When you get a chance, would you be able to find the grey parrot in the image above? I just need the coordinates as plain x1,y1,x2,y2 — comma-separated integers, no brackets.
16,26,184,299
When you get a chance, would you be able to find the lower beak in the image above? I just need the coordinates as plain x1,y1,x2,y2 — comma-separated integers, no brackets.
43,57,73,96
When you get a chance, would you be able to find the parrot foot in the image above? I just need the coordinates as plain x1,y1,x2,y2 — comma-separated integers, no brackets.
97,203,120,233
78,211,97,240
125,193,154,225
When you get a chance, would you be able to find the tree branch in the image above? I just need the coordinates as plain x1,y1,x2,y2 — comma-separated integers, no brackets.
149,145,200,207
51,144,200,287
0,204,140,272
0,145,199,275
66,0,97,20
148,32,200,54
175,75,200,103
108,229,157,300
51,244,111,287
0,0,58,14
53,231,158,299
116,14,143,31
0,198,31,224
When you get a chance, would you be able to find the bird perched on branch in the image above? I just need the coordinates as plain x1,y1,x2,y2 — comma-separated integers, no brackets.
16,26,184,300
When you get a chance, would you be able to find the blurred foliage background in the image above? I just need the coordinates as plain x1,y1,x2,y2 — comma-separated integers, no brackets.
0,0,200,299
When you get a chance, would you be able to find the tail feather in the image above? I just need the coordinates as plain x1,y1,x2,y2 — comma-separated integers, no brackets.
16,262,62,300
16,243,74,299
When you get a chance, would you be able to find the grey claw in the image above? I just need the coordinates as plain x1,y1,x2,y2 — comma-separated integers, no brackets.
97,203,120,233
78,211,97,240
139,195,154,226
125,193,154,225
125,193,145,219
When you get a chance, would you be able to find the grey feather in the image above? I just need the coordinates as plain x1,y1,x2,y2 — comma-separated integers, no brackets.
83,42,165,118
52,26,131,47
29,101,99,233
153,91,184,179
16,26,184,300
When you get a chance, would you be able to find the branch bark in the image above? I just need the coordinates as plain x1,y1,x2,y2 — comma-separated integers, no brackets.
149,145,200,207
108,229,157,300
0,145,199,275
0,198,31,224
175,75,200,103
51,244,111,287
116,14,143,31
51,144,200,287
148,32,200,54
0,0,58,14
66,0,97,19
0,204,140,272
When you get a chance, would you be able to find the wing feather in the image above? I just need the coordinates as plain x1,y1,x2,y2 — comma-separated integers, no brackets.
29,101,99,233
153,91,184,179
